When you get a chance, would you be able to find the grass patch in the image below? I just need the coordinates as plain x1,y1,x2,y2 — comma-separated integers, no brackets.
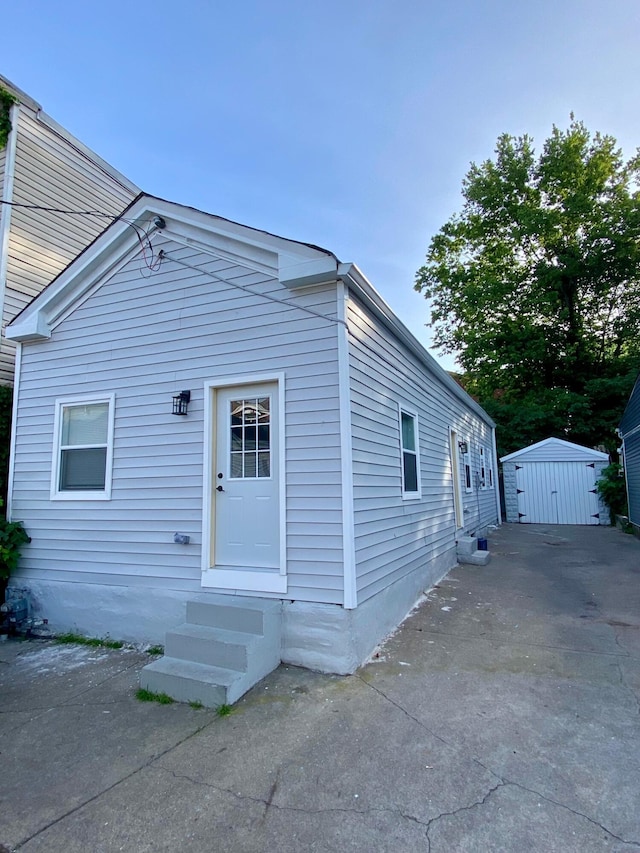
56,632,123,650
135,687,174,704
146,645,164,656
216,703,233,717
189,699,204,710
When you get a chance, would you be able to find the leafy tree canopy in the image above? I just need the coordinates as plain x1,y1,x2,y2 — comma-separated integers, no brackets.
415,118,640,455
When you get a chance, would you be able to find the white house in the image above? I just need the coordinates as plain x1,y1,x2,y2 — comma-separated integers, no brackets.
7,195,500,704
501,437,608,525
0,74,138,384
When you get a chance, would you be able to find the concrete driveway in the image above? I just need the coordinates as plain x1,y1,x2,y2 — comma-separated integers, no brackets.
1,523,639,852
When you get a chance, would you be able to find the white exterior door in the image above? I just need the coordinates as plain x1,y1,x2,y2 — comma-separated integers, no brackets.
516,462,600,524
214,383,280,568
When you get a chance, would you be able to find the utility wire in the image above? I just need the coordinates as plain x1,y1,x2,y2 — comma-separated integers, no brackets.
0,200,161,271
160,250,347,329
0,200,345,319
0,199,133,222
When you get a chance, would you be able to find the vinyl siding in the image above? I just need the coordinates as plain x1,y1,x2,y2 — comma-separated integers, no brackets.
11,239,344,604
619,375,640,437
624,432,640,527
347,295,498,603
0,103,137,383
620,375,640,527
0,144,6,206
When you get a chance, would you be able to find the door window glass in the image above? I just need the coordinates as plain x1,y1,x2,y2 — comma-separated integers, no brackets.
229,397,271,478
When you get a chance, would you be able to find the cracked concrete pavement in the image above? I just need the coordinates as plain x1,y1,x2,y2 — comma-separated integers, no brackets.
1,522,639,852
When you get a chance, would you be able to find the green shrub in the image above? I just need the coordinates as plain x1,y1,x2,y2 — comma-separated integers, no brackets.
596,463,628,523
0,517,30,582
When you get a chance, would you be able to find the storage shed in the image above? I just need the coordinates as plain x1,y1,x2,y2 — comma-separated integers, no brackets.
619,372,640,528
501,438,608,525
6,194,500,703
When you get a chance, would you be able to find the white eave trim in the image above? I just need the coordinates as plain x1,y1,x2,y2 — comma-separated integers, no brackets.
5,196,339,344
500,436,609,463
338,263,495,429
6,221,140,342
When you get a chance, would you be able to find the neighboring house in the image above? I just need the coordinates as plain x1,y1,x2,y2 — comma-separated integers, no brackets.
0,74,138,384
501,437,608,525
6,194,500,702
619,373,640,528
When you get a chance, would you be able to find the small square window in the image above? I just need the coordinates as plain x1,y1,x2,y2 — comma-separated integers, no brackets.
52,396,115,500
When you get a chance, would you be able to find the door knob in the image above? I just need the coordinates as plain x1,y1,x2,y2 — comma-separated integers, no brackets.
216,485,224,492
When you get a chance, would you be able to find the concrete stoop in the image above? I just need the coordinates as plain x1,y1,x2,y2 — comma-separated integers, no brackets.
140,594,282,707
456,535,491,566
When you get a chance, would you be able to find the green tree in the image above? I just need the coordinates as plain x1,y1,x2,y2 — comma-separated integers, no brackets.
415,119,640,456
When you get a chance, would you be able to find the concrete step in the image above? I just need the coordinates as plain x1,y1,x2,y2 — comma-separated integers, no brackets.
164,623,258,670
140,658,243,706
140,595,282,708
458,550,491,566
186,594,280,634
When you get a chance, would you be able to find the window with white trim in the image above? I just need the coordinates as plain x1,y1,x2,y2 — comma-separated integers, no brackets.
463,443,472,493
484,446,494,489
399,407,421,498
52,395,115,500
478,445,494,489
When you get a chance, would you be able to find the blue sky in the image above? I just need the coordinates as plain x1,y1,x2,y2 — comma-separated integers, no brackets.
3,0,639,370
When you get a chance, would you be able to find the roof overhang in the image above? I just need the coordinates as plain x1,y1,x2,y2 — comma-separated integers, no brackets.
6,194,339,343
500,437,609,463
6,194,495,432
338,263,495,429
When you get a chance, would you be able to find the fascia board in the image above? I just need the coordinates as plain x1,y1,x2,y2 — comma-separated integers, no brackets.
500,437,551,462
129,197,339,286
278,254,339,288
501,436,609,463
6,194,341,342
6,222,139,342
338,262,495,429
148,198,336,266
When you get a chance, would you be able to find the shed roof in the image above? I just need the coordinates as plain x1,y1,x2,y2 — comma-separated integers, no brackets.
500,437,608,464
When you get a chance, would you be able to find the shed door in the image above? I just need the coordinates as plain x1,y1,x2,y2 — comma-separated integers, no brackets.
515,462,600,524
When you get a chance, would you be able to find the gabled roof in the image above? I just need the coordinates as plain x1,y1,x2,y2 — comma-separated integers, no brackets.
501,437,608,463
6,193,495,428
6,194,339,341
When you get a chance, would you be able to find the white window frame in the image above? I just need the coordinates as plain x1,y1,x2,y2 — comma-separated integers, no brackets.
51,393,115,501
479,445,486,490
479,445,494,490
463,441,473,493
398,405,421,500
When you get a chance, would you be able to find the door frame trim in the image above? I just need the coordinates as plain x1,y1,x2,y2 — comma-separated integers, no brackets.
449,427,465,529
201,372,287,593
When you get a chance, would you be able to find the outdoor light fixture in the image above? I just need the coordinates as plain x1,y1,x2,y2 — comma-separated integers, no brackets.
172,390,191,416
458,440,468,454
